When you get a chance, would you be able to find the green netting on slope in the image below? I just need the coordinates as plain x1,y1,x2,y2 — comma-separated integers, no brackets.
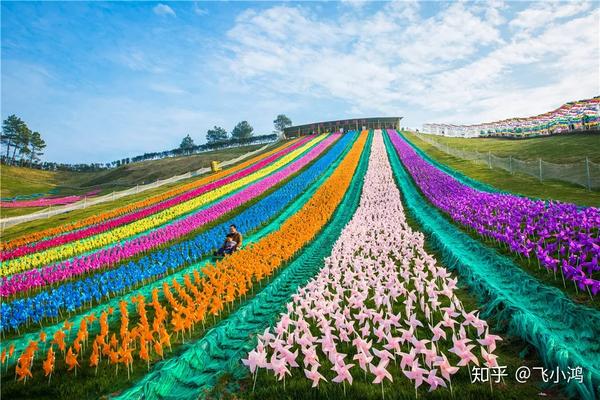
383,131,600,400
399,131,500,193
115,133,373,400
2,133,356,363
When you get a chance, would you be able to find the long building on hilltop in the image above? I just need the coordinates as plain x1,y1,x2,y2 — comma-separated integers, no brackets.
283,117,402,137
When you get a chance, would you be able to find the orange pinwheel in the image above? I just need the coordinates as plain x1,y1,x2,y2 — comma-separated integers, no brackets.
15,360,32,383
153,340,164,359
65,347,79,375
42,346,55,381
52,330,66,354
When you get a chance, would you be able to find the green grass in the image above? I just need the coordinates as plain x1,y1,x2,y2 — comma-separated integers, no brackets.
403,131,600,207
0,142,282,238
412,131,600,163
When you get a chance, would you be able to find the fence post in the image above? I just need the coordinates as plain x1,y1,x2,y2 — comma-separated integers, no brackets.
509,155,513,174
585,157,591,191
488,151,492,169
112,191,115,201
539,158,543,182
84,196,87,209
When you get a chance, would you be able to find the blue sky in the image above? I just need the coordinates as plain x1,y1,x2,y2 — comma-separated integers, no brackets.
2,1,599,163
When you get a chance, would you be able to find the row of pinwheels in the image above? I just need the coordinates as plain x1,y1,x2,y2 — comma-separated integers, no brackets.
0,132,354,331
1,137,313,261
388,130,600,295
0,138,303,252
1,135,327,276
244,132,501,396
0,190,101,208
0,131,367,384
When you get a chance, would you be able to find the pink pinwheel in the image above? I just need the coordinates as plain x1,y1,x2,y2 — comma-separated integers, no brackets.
269,355,290,382
403,360,428,389
301,345,320,369
434,353,459,382
353,350,373,372
304,365,327,388
331,360,354,385
477,333,503,353
399,349,418,370
430,322,447,342
370,359,393,383
241,349,266,374
384,333,402,355
481,347,499,368
425,368,447,392
449,339,479,367
372,348,394,365
407,313,424,330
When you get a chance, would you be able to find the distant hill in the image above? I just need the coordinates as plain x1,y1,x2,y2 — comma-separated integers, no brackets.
1,143,272,201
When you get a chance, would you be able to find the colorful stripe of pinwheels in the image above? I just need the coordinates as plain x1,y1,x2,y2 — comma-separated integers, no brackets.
0,137,303,252
0,134,341,300
0,190,101,208
246,131,501,394
1,135,326,275
1,137,313,261
388,130,600,295
1,131,367,385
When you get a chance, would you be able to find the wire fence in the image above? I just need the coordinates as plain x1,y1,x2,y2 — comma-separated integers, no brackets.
412,133,599,191
0,142,275,230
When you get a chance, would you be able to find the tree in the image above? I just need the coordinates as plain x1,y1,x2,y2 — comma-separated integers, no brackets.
206,126,228,143
1,114,26,161
273,114,292,135
179,134,195,155
13,124,32,164
231,121,254,140
29,131,46,165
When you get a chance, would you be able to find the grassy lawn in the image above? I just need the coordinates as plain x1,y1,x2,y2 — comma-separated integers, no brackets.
411,131,600,163
0,142,281,237
402,131,600,207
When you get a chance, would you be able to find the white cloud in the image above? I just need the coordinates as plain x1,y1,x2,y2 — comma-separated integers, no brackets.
193,2,208,16
222,2,599,127
153,3,176,17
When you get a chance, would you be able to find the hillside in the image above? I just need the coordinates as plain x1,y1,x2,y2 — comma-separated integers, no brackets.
412,131,600,162
403,131,600,207
0,142,276,219
1,143,270,198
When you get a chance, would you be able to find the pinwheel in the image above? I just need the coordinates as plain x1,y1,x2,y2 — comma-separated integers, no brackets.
246,131,500,397
388,130,600,295
1,135,327,276
1,136,305,252
0,132,356,331
42,346,55,382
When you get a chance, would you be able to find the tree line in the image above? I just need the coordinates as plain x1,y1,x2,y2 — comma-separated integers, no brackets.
0,114,293,172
